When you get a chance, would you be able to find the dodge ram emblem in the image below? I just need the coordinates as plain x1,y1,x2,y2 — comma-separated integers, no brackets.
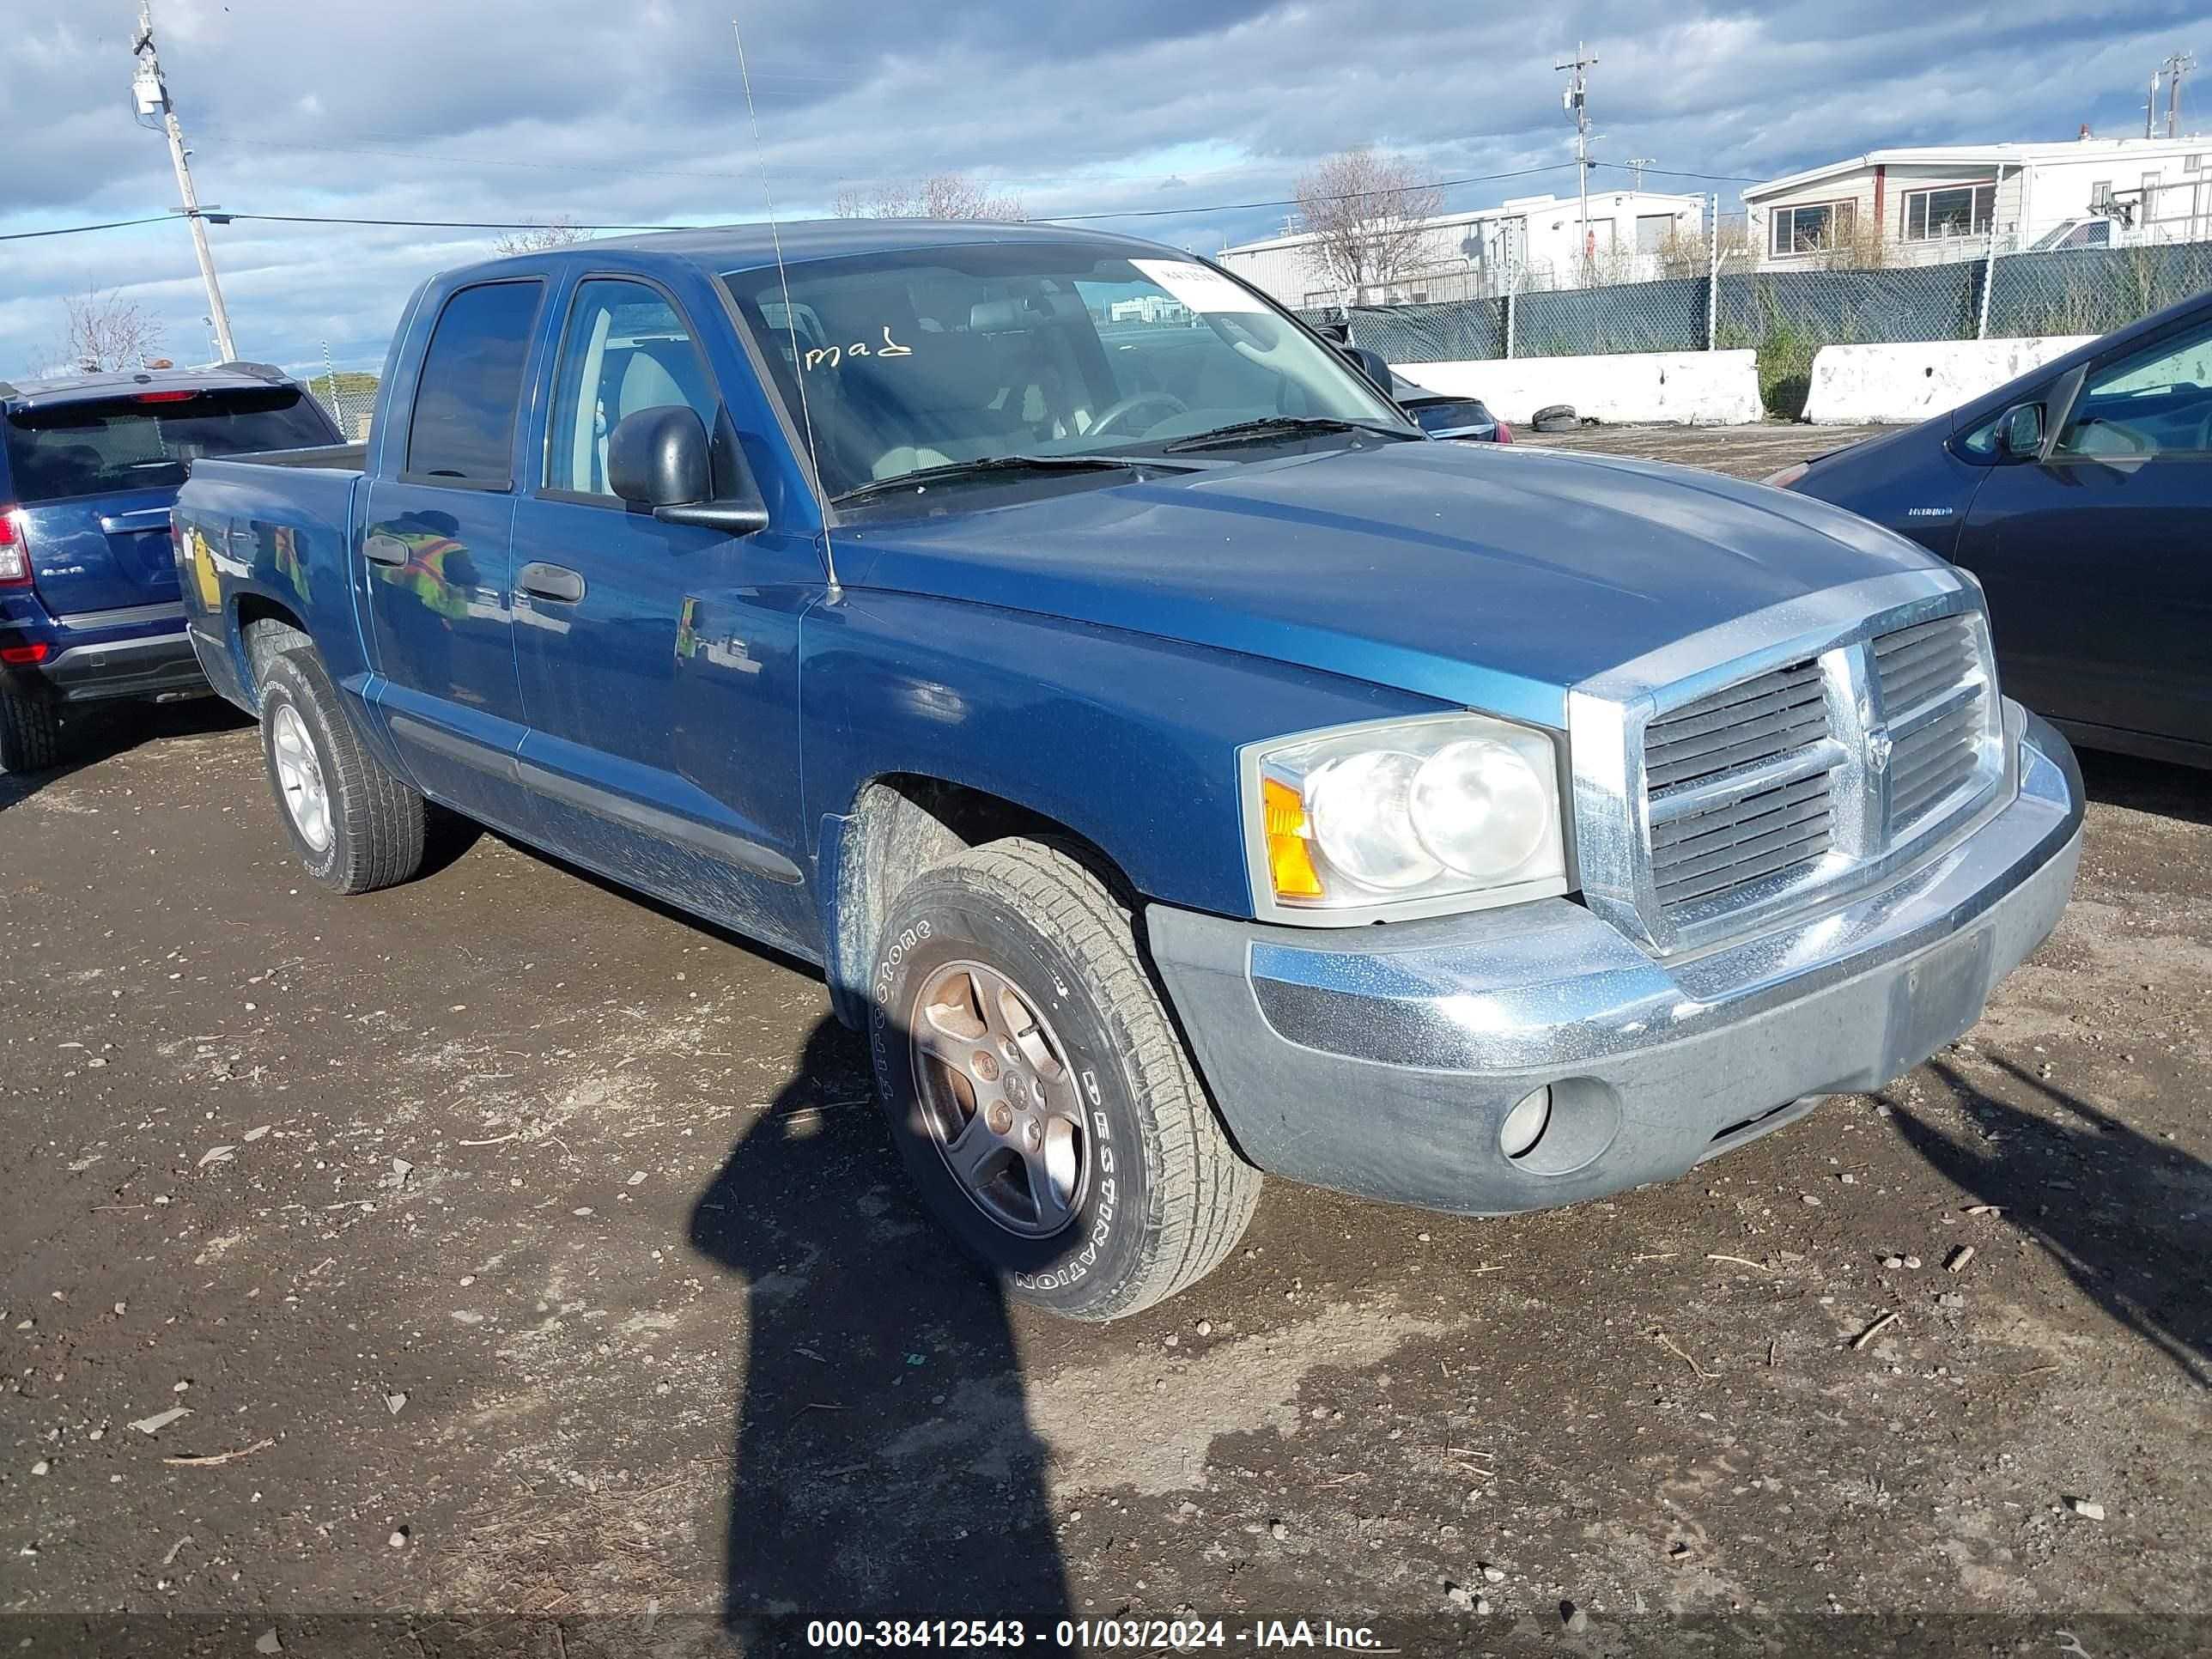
1866,728,1894,773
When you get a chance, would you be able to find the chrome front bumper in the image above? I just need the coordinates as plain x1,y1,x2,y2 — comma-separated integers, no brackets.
1146,705,2083,1215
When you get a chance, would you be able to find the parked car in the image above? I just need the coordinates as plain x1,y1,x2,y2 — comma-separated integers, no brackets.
1389,374,1511,442
0,363,340,771
1770,288,2212,766
174,222,2081,1320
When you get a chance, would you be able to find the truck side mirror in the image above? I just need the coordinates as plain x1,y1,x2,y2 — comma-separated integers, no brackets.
608,404,770,536
609,406,712,507
1995,400,2045,462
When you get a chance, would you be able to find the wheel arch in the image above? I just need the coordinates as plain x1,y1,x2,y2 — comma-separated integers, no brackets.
822,773,1137,1031
231,592,312,710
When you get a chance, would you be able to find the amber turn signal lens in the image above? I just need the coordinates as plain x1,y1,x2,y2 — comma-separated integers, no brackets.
1262,776,1323,899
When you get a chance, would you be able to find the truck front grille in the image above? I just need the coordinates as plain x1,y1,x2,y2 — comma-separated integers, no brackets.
1571,594,2008,956
1645,658,1838,916
1875,617,1987,830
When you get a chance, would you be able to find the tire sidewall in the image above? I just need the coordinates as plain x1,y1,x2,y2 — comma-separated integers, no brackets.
868,875,1156,1316
258,659,348,886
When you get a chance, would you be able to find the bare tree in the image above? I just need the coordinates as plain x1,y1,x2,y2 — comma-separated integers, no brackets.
833,174,1026,222
1293,149,1444,302
1653,217,1755,281
36,288,168,375
491,216,590,256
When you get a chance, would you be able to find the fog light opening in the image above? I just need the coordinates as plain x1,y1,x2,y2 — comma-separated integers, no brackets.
1499,1078,1622,1176
1500,1085,1553,1161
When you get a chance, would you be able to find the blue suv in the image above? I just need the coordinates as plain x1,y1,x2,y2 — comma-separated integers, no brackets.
0,362,339,771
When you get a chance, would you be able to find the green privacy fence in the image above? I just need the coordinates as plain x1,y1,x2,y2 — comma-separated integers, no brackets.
1310,241,2212,368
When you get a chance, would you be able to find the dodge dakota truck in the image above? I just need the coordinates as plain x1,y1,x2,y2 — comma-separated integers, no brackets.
173,222,2083,1320
0,363,338,770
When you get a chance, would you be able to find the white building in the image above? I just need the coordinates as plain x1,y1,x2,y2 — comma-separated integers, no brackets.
1107,294,1193,325
1215,191,1707,308
1742,135,2212,270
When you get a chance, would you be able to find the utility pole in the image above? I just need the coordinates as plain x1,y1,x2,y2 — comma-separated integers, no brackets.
131,2,236,363
2164,51,2196,138
1625,156,1656,191
1556,43,1597,284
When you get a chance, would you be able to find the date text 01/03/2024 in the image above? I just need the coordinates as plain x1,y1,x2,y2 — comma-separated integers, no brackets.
802,1617,1389,1649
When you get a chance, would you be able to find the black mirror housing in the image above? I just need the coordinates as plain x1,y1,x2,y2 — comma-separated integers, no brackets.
608,406,712,508
1996,400,2045,461
1344,344,1391,392
1315,317,1352,345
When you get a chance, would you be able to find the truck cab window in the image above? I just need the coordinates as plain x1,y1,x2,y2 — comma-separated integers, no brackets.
544,281,721,497
404,280,543,486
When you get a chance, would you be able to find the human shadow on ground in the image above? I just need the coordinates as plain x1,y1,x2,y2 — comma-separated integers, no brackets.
688,1017,1073,1651
1897,1053,2210,1389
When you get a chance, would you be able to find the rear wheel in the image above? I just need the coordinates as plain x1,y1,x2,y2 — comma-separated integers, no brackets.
868,839,1261,1320
257,648,427,893
0,685,64,775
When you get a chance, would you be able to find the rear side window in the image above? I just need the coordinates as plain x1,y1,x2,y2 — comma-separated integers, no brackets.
3,388,336,503
405,281,543,486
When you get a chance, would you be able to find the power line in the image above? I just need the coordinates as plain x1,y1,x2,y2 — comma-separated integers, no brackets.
0,213,179,243
222,211,703,232
1591,161,1765,185
2,157,1753,249
1037,164,1578,223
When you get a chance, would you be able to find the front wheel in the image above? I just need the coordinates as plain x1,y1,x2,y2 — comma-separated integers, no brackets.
868,839,1261,1321
257,648,428,893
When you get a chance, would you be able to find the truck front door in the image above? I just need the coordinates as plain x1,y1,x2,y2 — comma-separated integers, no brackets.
361,277,543,827
507,274,820,955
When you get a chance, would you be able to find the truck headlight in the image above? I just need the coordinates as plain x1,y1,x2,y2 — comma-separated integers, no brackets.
1245,714,1570,921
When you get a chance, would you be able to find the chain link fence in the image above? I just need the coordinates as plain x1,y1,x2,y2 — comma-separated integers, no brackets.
1308,237,2212,416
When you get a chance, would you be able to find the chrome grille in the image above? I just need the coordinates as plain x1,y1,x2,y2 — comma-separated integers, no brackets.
1644,658,1837,915
1874,617,1988,830
1571,592,2008,957
1651,771,1834,908
1644,658,1829,791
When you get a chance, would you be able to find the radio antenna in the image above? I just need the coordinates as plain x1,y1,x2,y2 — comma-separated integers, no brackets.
732,14,839,599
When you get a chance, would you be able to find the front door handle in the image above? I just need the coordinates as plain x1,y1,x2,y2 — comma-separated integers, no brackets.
362,532,409,567
519,562,586,605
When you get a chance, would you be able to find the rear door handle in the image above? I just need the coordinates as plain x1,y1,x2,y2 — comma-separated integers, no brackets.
519,562,586,604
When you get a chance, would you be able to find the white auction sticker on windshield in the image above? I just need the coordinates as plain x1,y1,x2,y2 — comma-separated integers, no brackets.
1131,258,1271,314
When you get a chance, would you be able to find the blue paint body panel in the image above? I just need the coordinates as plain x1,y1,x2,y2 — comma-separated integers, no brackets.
171,225,1961,977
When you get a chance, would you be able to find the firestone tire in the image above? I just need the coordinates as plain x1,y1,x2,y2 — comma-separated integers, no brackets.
867,839,1261,1321
257,647,428,894
0,685,64,775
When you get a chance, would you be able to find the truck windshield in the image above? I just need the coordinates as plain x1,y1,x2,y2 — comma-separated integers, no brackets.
3,387,335,503
721,241,1413,501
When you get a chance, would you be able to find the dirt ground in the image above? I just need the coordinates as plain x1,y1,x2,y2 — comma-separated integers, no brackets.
2,425,2205,1657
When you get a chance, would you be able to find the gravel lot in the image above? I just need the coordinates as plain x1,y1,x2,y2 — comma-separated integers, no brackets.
3,425,2204,1656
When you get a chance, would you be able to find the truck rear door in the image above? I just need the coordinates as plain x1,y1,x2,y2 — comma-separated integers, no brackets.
360,277,544,827
3,386,336,621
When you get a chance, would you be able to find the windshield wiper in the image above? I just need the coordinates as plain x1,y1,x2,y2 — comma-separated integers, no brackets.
1159,416,1419,454
832,453,1182,507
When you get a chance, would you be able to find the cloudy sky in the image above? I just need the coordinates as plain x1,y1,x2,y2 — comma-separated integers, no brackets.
1,0,2201,379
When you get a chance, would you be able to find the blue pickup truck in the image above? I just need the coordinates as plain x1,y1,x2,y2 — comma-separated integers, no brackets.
0,363,338,769
173,222,2083,1319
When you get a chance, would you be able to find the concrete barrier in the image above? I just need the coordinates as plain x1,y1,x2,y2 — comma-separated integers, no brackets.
1802,336,2094,426
1393,349,1765,428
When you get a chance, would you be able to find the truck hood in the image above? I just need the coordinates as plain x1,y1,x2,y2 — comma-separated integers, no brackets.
836,441,1950,728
